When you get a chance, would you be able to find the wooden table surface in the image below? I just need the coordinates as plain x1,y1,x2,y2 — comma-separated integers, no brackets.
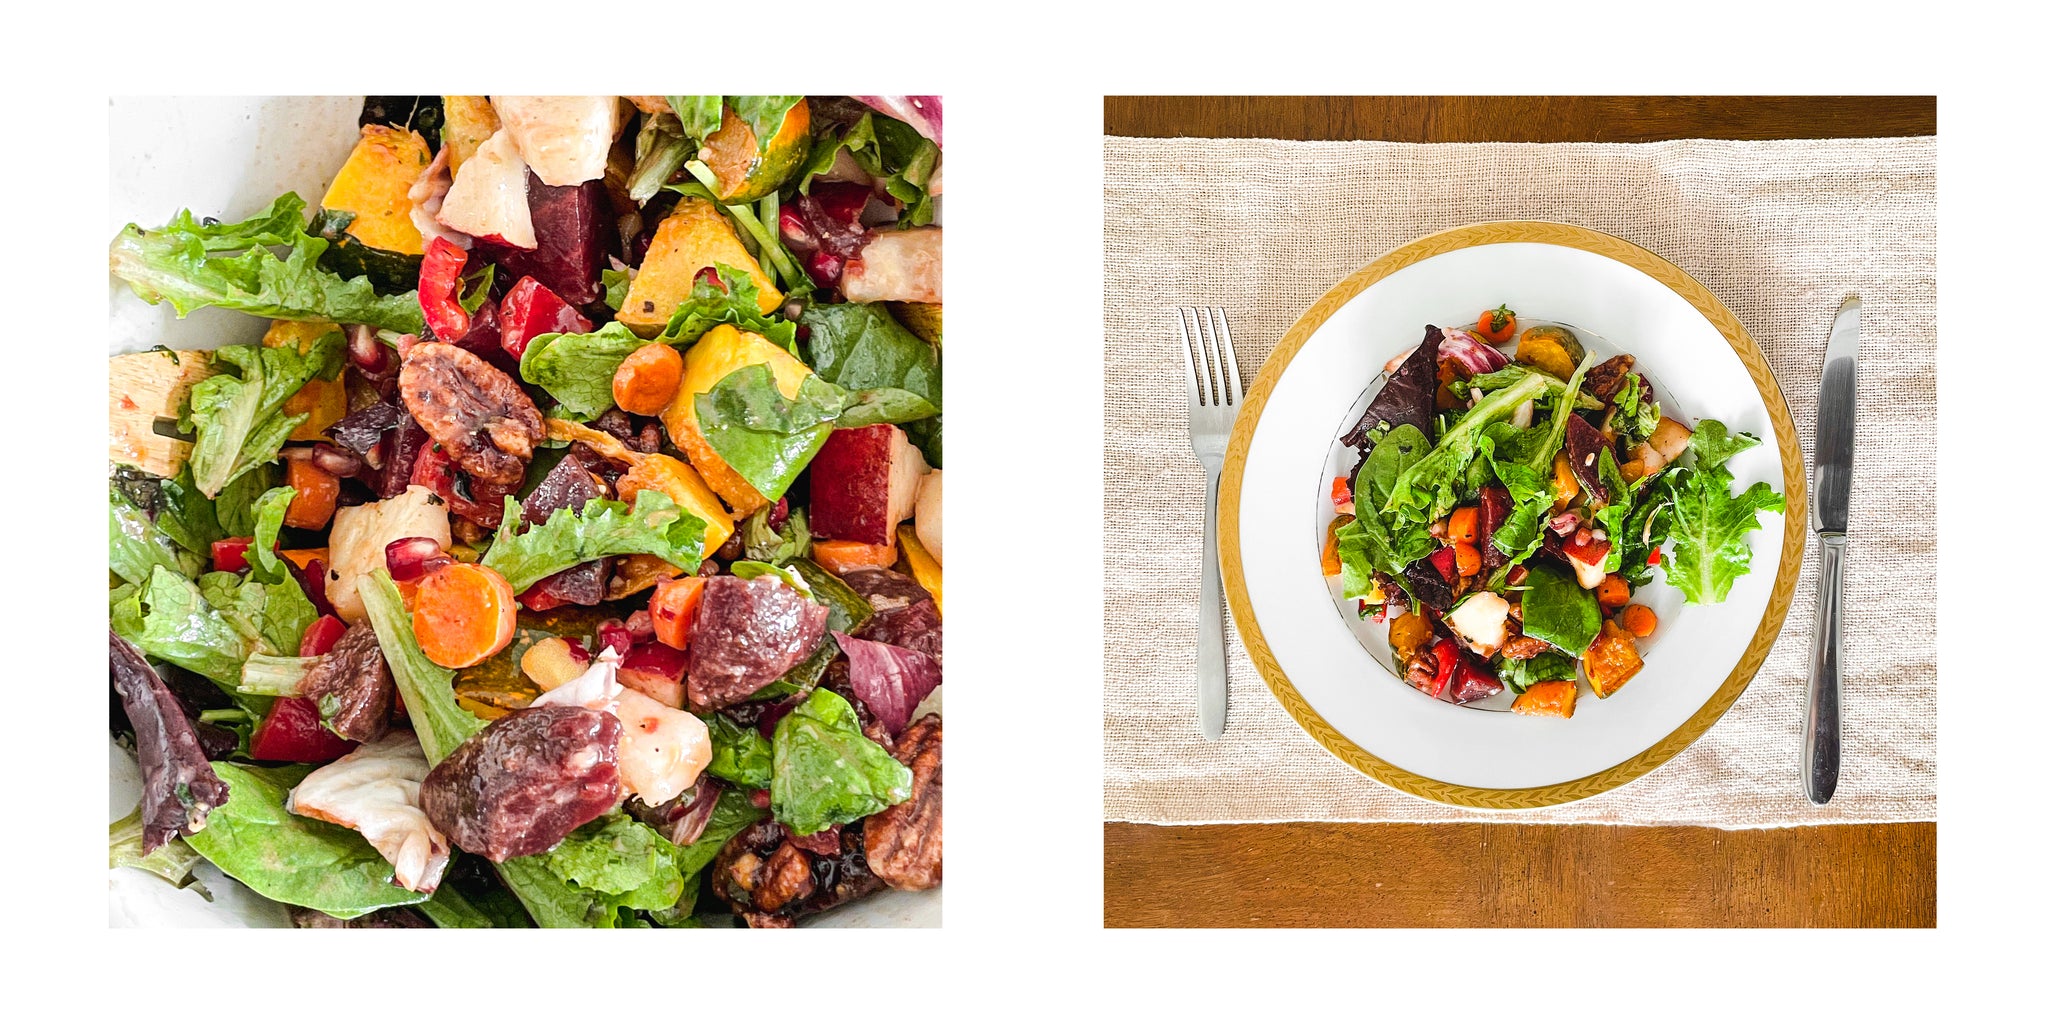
1101,95,1937,929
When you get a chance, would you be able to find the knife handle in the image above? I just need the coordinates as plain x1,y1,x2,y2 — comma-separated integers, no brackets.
1803,533,1846,804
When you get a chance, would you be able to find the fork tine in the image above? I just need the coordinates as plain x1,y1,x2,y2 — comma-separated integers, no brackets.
1174,307,1205,408
1210,307,1243,405
1193,307,1223,409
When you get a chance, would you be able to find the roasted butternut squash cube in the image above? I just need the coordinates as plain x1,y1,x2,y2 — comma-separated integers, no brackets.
1511,679,1579,718
1584,619,1645,698
619,198,781,337
441,96,501,175
319,125,431,255
658,324,812,515
897,526,943,617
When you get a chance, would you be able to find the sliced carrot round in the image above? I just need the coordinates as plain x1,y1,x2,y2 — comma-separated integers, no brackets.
649,575,708,650
613,343,684,416
412,563,518,668
1617,604,1658,637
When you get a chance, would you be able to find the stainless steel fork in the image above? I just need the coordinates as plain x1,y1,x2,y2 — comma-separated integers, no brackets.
1176,307,1244,740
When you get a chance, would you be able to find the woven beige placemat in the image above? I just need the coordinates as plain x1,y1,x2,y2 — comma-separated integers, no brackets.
1103,136,1935,828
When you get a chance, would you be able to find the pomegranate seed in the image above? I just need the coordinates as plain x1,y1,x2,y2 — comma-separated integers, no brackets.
347,324,392,374
385,537,452,582
779,207,818,252
597,619,634,658
807,250,844,284
212,538,254,573
767,497,789,531
749,789,772,810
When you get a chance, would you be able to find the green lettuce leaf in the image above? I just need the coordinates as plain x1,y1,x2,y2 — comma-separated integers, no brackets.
182,334,344,497
537,816,686,914
1687,419,1763,471
357,570,483,764
1612,374,1661,444
1615,474,1679,587
246,486,296,584
184,761,429,918
694,365,935,500
478,491,707,593
676,787,767,877
798,111,936,224
110,804,205,891
111,485,203,583
666,96,726,142
112,566,251,687
197,569,315,660
1660,439,1786,604
741,504,811,565
660,263,798,350
770,688,912,836
109,193,425,333
154,465,226,558
1496,651,1580,695
213,468,274,538
1382,374,1549,526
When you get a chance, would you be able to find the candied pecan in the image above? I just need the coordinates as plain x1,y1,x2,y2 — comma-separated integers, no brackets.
1500,634,1551,661
1404,648,1440,692
754,843,817,912
398,342,544,486
713,819,886,926
297,623,395,742
864,714,941,890
420,705,621,862
1584,353,1637,403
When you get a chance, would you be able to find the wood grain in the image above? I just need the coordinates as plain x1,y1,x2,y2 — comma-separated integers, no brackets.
1101,96,1936,928
1104,821,1935,928
1104,96,1936,142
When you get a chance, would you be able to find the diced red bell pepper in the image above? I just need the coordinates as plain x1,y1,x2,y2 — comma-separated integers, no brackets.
212,538,254,573
1428,545,1459,583
410,443,515,528
299,614,348,657
1427,639,1459,699
1562,529,1613,567
1331,476,1354,513
248,696,357,763
289,556,336,618
419,237,472,342
498,276,593,359
1646,547,1662,567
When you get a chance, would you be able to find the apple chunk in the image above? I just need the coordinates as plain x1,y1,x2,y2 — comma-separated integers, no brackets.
436,130,535,249
808,424,929,544
617,641,687,708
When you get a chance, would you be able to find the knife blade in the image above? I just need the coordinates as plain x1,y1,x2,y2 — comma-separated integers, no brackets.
1803,295,1858,804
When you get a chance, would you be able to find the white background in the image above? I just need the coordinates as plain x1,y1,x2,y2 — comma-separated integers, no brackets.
5,0,2031,1017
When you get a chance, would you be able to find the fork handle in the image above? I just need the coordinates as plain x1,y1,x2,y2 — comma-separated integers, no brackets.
1803,533,1846,804
1198,466,1226,739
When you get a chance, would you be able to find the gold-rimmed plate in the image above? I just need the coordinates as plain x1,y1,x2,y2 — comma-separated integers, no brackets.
1220,222,1804,808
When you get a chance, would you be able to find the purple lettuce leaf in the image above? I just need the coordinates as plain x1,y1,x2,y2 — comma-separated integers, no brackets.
830,630,941,739
1342,325,1442,454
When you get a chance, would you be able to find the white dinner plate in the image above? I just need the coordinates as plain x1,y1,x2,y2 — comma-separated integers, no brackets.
108,96,938,927
1220,222,1806,808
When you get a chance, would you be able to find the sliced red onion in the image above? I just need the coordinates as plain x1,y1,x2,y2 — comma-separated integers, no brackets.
852,96,942,147
311,443,366,478
1550,512,1581,535
385,537,452,582
1438,327,1510,374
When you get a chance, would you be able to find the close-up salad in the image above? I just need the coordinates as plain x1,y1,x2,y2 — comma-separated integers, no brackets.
107,95,942,927
1326,306,1784,719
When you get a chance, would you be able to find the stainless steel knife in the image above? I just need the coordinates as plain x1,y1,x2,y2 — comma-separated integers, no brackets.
1805,296,1859,805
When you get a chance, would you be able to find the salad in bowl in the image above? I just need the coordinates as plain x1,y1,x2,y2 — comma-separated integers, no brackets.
1326,305,1784,719
108,95,941,927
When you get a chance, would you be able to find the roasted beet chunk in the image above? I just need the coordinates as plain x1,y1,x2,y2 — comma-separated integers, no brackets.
852,598,943,669
471,176,610,306
420,705,622,862
512,451,611,608
110,633,230,853
296,623,396,743
1564,413,1616,504
686,576,829,710
839,568,931,613
1477,485,1511,573
864,714,941,890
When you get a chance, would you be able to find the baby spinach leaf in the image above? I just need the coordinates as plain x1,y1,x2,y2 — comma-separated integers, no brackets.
703,714,774,788
694,365,933,500
1517,563,1601,657
666,96,726,142
183,761,430,919
800,301,942,464
770,688,912,836
1496,651,1580,695
729,97,804,153
676,788,766,877
479,491,706,593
